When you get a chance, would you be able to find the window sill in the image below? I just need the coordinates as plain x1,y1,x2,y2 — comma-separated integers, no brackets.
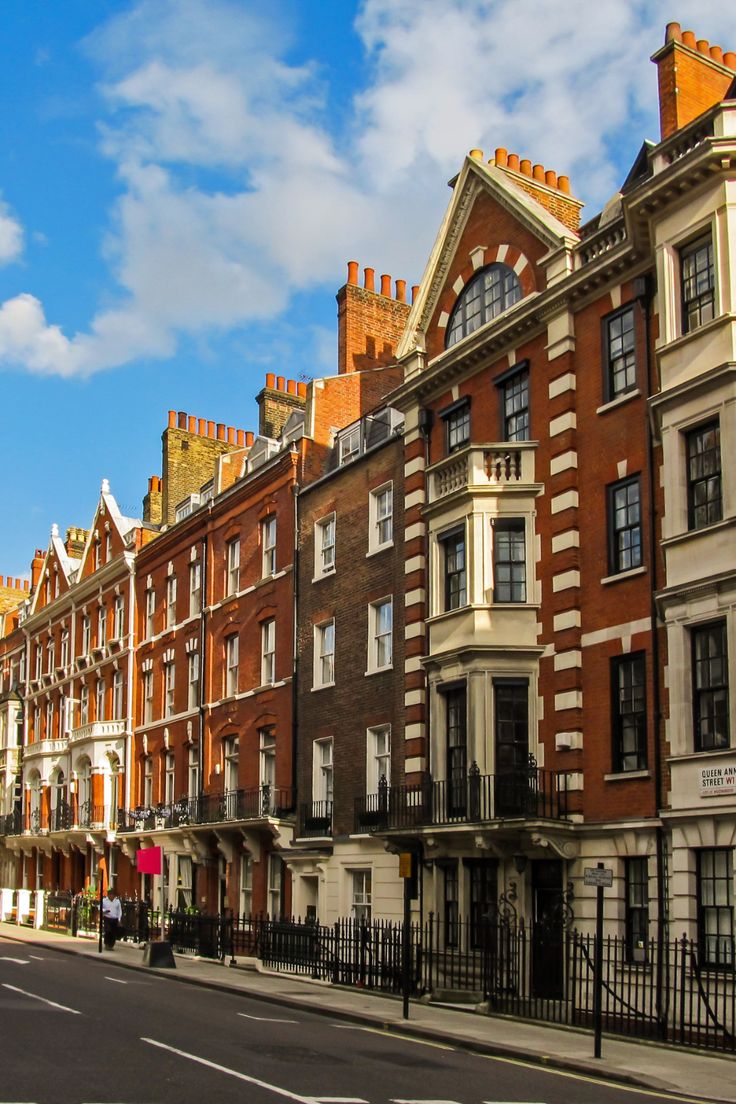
603,769,651,782
667,747,734,764
366,542,394,559
661,515,736,549
311,682,335,692
596,388,641,416
365,665,393,678
601,565,646,586
312,569,336,584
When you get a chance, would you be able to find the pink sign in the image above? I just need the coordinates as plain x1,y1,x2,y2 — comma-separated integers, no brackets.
136,846,162,875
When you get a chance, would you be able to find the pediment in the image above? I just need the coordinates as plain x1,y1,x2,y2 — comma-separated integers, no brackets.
397,153,579,363
78,484,141,579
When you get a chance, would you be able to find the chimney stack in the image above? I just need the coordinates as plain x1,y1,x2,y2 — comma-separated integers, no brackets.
652,24,736,140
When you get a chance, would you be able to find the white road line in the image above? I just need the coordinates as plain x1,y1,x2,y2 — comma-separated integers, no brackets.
104,977,128,984
28,955,44,961
141,1037,326,1103
331,1025,453,1051
0,957,30,964
309,1099,368,1103
2,983,81,1014
237,1012,298,1023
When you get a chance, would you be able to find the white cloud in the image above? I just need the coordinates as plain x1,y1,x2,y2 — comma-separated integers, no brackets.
0,0,734,377
0,198,23,265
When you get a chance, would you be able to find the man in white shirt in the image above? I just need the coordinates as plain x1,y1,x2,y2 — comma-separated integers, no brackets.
102,887,122,950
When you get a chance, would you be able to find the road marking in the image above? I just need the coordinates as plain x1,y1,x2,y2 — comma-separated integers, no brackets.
2,983,81,1014
0,957,30,965
477,1052,707,1102
238,1012,298,1023
142,1037,327,1103
104,976,128,984
332,1025,453,1052
309,1099,368,1103
28,955,44,961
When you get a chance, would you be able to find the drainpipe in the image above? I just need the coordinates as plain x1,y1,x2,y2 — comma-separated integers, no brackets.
635,273,667,1035
417,408,434,916
291,474,300,813
198,530,209,803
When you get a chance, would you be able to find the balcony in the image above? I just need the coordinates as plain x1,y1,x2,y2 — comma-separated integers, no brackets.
69,720,125,745
117,785,295,833
354,766,569,833
427,443,537,507
298,800,333,839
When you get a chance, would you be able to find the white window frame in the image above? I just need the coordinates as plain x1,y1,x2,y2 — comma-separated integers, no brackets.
145,589,155,638
189,561,202,616
80,685,89,727
81,615,91,655
113,595,125,640
268,853,282,918
314,619,335,688
97,604,107,647
224,736,239,793
164,750,176,804
315,514,336,578
112,671,124,719
259,727,276,790
187,651,200,711
350,869,372,923
369,483,393,553
339,423,361,465
226,537,241,596
261,619,275,686
166,575,177,629
226,634,239,697
164,662,175,718
188,745,199,798
143,756,153,806
368,598,393,673
239,852,253,917
367,724,391,794
142,670,153,724
313,737,333,804
95,677,105,722
262,516,277,578
60,631,69,668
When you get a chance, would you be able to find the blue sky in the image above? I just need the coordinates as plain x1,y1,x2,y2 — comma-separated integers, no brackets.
2,0,735,576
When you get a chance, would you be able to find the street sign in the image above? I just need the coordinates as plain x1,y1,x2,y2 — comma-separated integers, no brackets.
584,866,613,888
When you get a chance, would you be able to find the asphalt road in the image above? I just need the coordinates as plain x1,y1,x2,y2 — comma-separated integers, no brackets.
0,936,705,1104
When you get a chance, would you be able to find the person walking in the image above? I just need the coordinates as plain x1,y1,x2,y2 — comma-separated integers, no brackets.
102,887,122,950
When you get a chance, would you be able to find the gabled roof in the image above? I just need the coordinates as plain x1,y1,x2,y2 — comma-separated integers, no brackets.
28,525,82,616
396,153,577,361
77,480,142,579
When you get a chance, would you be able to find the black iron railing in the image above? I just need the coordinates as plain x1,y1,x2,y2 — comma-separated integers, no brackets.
298,800,333,838
355,766,568,832
117,785,295,833
0,809,21,836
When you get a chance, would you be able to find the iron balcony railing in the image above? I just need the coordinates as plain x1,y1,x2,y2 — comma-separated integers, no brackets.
0,809,22,836
354,765,569,833
117,785,295,833
298,800,333,838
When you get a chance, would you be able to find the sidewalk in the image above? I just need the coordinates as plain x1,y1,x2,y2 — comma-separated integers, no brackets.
2,922,734,1103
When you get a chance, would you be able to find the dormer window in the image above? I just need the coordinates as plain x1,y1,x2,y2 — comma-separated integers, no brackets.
446,263,521,348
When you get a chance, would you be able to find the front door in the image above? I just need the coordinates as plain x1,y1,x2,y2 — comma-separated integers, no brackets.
494,680,529,816
531,859,564,999
466,858,497,950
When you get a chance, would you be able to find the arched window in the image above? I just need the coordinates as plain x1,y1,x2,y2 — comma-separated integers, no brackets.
446,263,522,348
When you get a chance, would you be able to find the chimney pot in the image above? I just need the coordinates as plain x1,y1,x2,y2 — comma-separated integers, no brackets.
266,372,276,389
246,431,254,447
216,423,225,441
236,429,245,446
177,411,187,429
227,426,236,444
724,52,736,70
24,580,30,591
532,163,545,181
198,418,207,436
347,261,359,285
364,267,375,292
468,148,484,160
188,415,196,433
380,273,391,296
207,421,215,439
520,159,532,176
494,147,508,167
507,153,520,171
411,284,419,303
545,169,558,188
665,22,681,43
697,39,710,55
709,45,723,63
277,376,286,391
395,279,406,303
681,30,696,48
15,578,20,589
287,379,296,395
297,382,308,398
168,410,176,428
557,175,571,194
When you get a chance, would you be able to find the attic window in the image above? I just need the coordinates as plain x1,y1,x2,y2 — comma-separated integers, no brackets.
446,263,521,348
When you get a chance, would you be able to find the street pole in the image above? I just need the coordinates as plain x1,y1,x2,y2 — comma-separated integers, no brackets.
402,872,411,1021
97,858,106,955
593,862,604,1059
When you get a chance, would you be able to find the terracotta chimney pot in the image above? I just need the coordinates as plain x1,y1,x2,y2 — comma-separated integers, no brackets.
266,372,276,389
411,284,419,303
507,153,520,171
520,159,532,176
227,427,236,444
347,260,359,285
665,22,681,42
198,418,207,436
277,376,286,391
697,39,710,55
380,273,391,297
709,45,723,63
681,30,696,48
168,410,176,428
545,169,558,188
468,148,484,160
724,52,736,69
176,411,186,429
188,415,196,433
246,432,254,446
557,175,571,194
207,421,215,439
236,429,245,446
297,382,308,398
494,147,508,167
287,379,296,395
364,267,375,292
395,279,406,302
216,424,225,441
532,163,545,181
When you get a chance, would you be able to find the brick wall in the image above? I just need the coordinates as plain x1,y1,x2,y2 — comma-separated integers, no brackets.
653,25,736,140
337,267,411,374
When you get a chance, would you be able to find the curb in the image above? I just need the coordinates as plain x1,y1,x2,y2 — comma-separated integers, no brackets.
0,927,728,1104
